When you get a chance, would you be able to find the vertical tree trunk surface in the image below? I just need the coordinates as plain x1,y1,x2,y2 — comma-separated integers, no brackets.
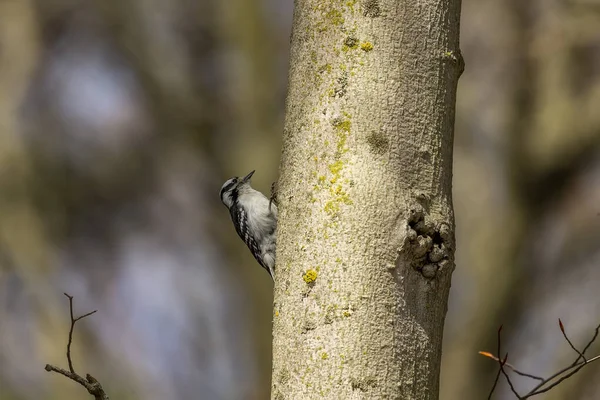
272,0,462,399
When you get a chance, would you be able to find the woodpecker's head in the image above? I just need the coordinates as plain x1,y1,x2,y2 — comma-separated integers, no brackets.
220,170,255,209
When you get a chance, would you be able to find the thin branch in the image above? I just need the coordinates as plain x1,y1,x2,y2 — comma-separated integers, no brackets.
488,326,523,399
481,320,600,399
499,353,522,399
524,319,600,397
487,325,504,399
479,352,543,381
487,326,504,399
575,321,600,365
64,292,97,373
44,293,107,400
487,363,503,400
559,319,585,363
524,354,600,398
495,326,522,399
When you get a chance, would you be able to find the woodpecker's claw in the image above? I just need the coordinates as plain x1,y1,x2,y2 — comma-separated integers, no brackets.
269,181,279,211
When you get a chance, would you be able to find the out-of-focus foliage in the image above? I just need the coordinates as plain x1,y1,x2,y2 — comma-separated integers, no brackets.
445,1,600,399
0,1,288,399
0,0,599,399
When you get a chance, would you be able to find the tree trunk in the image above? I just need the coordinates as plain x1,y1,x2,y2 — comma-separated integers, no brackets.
272,1,462,399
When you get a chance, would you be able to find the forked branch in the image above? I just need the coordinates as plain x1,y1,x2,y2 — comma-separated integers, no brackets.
44,293,108,400
483,320,600,399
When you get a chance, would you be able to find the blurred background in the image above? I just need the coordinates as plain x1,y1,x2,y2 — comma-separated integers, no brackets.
0,0,599,399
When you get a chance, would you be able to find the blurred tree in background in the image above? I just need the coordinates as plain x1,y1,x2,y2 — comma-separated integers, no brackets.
0,0,599,399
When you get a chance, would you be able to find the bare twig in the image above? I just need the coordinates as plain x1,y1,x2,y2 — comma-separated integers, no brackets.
575,321,600,365
524,319,600,397
65,293,97,373
479,352,543,381
487,326,505,399
487,363,503,400
499,353,522,399
482,320,600,399
559,319,585,362
496,326,522,399
488,326,522,399
524,354,600,397
44,293,108,400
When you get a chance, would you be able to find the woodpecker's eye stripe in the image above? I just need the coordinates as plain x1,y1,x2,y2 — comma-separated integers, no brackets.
220,178,238,198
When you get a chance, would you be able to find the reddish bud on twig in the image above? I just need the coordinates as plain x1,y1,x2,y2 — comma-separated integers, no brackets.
559,318,565,333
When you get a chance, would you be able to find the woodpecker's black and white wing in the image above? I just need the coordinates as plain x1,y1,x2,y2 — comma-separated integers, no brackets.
230,205,274,279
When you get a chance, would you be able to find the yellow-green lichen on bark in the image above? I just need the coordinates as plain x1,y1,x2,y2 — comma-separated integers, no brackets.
345,0,357,12
360,41,374,52
303,268,318,284
313,1,346,32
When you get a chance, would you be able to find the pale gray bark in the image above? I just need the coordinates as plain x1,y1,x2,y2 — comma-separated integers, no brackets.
272,1,462,399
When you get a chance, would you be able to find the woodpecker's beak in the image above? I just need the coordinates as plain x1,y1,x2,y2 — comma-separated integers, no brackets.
242,170,255,182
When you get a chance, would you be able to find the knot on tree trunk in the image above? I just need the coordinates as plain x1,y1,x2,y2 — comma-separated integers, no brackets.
397,206,455,280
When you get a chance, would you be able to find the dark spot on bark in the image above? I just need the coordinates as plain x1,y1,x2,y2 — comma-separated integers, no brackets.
432,231,443,245
279,368,290,385
273,391,285,400
334,72,348,97
351,376,377,391
366,131,389,155
362,0,381,17
344,36,359,48
420,149,431,162
301,319,317,333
